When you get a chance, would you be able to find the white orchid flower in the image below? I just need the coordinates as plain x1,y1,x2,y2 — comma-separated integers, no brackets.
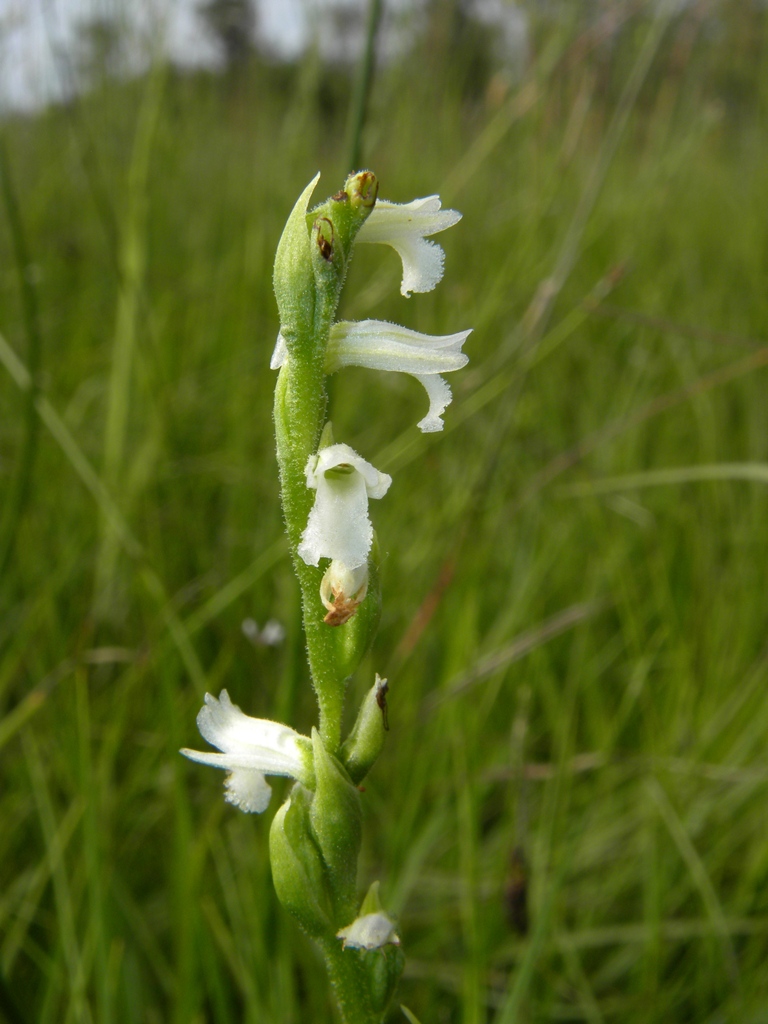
271,320,471,433
328,319,471,433
298,443,391,570
356,195,462,297
181,690,311,814
337,911,401,951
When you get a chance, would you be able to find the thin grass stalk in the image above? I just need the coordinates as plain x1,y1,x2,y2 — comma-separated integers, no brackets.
93,63,165,618
345,0,384,174
0,331,207,691
0,139,43,588
22,732,91,1023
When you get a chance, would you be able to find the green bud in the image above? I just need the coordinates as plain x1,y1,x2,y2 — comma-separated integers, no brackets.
269,786,334,938
346,170,379,209
341,675,389,785
364,943,406,1017
273,173,377,369
309,729,362,925
305,173,379,321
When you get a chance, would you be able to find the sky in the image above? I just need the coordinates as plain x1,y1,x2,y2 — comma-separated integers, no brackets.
0,0,527,113
0,0,308,111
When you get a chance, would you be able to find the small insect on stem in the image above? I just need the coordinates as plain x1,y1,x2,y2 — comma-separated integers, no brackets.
375,676,389,731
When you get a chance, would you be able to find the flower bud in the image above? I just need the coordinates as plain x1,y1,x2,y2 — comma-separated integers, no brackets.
269,786,334,938
308,175,379,312
341,675,389,785
337,882,400,950
335,882,405,1017
366,943,406,1019
272,174,379,371
320,560,368,626
309,729,362,924
337,912,399,950
346,170,379,209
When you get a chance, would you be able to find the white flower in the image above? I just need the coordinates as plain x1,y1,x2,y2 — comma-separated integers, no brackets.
336,911,401,951
181,690,310,814
298,443,391,570
356,195,462,297
271,321,471,433
327,319,471,433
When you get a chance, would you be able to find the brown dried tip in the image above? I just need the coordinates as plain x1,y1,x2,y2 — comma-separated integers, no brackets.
314,217,334,261
375,677,389,731
323,596,360,627
321,562,368,626
332,189,349,202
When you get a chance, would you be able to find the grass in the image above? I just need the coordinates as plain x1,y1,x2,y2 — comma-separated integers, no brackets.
2,2,768,1021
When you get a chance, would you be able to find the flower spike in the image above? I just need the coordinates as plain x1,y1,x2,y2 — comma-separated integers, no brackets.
181,691,311,813
356,195,461,296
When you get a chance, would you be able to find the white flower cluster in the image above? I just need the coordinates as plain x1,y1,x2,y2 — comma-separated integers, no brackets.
182,183,470,814
277,184,470,621
271,192,471,434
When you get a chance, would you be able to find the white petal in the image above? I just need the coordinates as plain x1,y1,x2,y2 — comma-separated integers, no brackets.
270,331,288,370
224,769,273,814
186,691,306,777
337,912,401,950
180,755,274,813
359,197,462,240
391,236,445,296
357,196,462,297
305,443,392,499
180,747,298,775
414,374,453,433
298,470,372,568
327,320,471,376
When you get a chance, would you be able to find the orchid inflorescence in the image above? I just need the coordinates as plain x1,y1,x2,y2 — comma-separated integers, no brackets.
181,172,469,1024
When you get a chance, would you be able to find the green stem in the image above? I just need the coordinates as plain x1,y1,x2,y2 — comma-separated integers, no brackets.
320,938,382,1024
274,359,347,753
272,176,378,749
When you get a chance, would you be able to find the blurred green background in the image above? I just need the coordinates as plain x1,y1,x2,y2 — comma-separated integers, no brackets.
2,1,768,1021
